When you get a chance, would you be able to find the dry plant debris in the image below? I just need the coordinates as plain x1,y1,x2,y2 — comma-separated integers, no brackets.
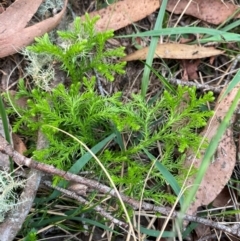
121,43,224,61
81,0,240,32
81,0,160,31
0,135,240,237
184,83,239,216
166,0,240,25
1,0,239,57
0,0,68,58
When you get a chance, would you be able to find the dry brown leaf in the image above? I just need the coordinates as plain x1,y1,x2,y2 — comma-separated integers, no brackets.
184,83,239,216
78,0,240,33
0,6,5,14
180,59,200,80
194,223,211,240
12,133,27,155
212,186,232,207
68,182,88,196
0,0,68,58
166,0,240,25
121,43,224,61
0,0,43,38
80,0,160,32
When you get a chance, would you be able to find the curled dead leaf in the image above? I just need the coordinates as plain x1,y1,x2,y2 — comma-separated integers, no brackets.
184,83,239,216
0,0,68,58
0,0,43,38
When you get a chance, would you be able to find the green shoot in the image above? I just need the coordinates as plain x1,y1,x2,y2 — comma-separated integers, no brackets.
25,14,126,86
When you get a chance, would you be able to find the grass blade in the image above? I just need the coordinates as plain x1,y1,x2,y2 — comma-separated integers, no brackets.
0,94,13,171
140,226,176,238
220,69,240,100
141,0,168,98
143,149,184,207
119,27,240,43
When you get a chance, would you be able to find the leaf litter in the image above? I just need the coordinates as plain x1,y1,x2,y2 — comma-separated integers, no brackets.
166,0,240,25
0,0,68,58
184,83,239,216
82,0,240,31
121,43,224,61
0,0,240,239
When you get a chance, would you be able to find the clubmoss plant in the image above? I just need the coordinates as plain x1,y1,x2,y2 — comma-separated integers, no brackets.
8,80,214,202
7,14,214,204
23,228,38,241
24,14,126,89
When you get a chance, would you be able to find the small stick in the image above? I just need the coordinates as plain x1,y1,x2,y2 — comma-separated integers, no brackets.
43,180,128,229
0,135,239,237
169,78,223,93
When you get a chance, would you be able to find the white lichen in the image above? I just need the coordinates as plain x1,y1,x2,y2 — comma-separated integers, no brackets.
37,0,64,17
22,49,55,91
0,170,26,222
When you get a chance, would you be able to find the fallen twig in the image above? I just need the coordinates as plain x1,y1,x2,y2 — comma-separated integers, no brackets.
43,180,129,229
0,132,45,241
0,134,239,237
169,77,223,93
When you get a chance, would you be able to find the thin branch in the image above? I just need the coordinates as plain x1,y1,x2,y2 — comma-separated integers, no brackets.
169,77,223,93
0,134,239,237
43,180,128,229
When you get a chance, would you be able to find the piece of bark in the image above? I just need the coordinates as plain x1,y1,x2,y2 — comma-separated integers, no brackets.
0,132,46,241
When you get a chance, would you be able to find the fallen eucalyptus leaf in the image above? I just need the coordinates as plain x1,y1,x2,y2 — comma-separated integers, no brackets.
121,43,224,61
